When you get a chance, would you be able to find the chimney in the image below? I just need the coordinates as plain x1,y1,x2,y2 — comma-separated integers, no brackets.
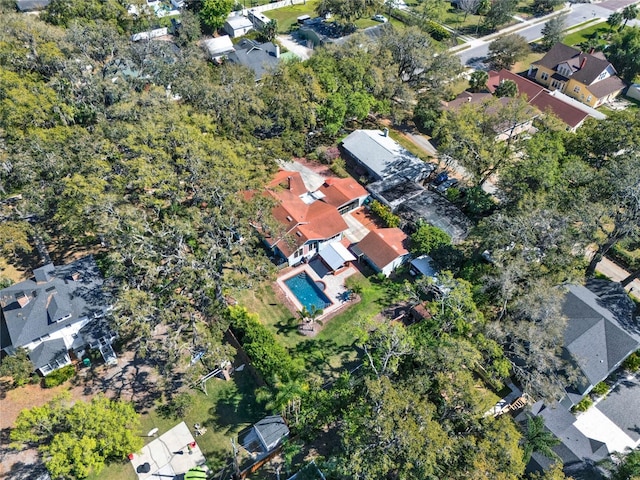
580,57,587,70
275,45,280,58
382,127,389,137
287,176,292,190
16,292,29,308
589,47,595,55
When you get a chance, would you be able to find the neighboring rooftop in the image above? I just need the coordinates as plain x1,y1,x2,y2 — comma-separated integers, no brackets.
398,190,471,244
316,177,368,209
0,255,109,351
533,44,612,85
356,228,409,270
562,283,639,401
203,35,234,58
227,39,281,81
341,129,432,182
487,69,592,129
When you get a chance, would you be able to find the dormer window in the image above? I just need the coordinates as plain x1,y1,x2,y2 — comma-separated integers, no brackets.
286,216,293,222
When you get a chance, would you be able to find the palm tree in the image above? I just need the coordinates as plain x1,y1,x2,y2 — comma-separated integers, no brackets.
607,11,623,32
256,376,309,422
522,415,561,464
621,4,639,29
469,70,489,92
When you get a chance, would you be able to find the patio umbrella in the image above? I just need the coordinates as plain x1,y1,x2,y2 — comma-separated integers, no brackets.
184,467,207,479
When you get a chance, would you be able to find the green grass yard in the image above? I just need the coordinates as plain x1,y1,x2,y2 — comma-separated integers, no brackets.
265,0,321,33
233,272,400,380
88,364,264,480
562,23,610,47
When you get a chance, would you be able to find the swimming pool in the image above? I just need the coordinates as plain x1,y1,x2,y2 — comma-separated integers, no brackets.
283,272,331,312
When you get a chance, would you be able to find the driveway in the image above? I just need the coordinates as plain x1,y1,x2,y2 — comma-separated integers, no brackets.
277,33,313,61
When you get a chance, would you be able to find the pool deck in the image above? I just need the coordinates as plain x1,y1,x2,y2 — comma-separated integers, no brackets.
276,262,357,329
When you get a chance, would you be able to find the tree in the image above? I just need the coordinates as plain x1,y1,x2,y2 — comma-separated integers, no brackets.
611,448,640,480
417,0,450,24
175,10,202,46
413,94,442,133
622,4,639,29
495,79,518,97
0,348,34,387
11,394,143,479
532,0,562,16
469,70,489,92
410,222,452,254
487,34,530,70
337,377,450,479
261,18,278,42
607,11,623,32
458,0,481,22
380,25,463,92
199,0,234,30
317,0,382,24
607,27,640,82
541,15,566,51
522,415,560,464
483,0,517,30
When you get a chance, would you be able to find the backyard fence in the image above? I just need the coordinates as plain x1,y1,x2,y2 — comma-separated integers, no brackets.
239,0,306,17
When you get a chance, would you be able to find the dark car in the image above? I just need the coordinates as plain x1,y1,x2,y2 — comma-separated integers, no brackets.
432,172,449,186
436,178,459,193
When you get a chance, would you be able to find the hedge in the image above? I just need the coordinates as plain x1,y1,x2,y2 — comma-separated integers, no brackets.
43,365,75,388
228,306,302,385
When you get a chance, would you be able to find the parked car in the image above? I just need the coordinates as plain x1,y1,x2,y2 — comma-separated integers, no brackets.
432,172,449,186
436,178,458,193
372,14,388,22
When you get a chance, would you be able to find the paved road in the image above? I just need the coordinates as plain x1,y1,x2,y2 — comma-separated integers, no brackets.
456,0,639,67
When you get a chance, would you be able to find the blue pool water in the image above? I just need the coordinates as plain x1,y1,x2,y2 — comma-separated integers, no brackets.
284,273,331,312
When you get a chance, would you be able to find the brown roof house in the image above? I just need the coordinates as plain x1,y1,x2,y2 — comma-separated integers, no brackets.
528,44,626,108
487,69,596,131
352,228,410,277
261,171,367,266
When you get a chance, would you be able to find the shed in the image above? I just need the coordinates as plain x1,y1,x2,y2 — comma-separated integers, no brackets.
203,35,234,58
410,255,437,278
319,242,356,273
627,84,640,102
223,15,254,38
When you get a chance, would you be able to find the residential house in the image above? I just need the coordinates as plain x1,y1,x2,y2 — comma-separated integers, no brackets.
341,129,433,183
315,177,369,214
262,170,351,266
522,281,640,478
0,256,114,375
15,0,50,11
528,43,626,108
223,15,254,38
487,69,598,131
227,39,281,82
352,228,410,277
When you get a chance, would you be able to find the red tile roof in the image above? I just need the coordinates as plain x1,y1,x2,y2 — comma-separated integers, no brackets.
317,177,368,208
357,228,408,270
488,69,590,129
265,171,348,257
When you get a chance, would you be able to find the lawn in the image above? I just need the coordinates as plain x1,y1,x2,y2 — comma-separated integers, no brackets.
233,272,402,380
87,362,264,480
562,22,610,47
265,0,321,33
388,129,433,161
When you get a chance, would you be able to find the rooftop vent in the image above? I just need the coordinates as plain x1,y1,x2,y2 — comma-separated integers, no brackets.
16,292,29,308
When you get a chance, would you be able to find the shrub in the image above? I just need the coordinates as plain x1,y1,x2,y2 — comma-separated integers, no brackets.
329,158,349,178
228,306,302,385
572,397,593,413
592,381,609,396
43,365,76,388
158,392,192,419
410,222,451,255
369,200,401,228
623,351,640,372
425,20,451,41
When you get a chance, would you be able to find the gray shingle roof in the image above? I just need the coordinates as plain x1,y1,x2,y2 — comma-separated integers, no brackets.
15,0,50,11
227,40,280,81
29,338,67,370
562,284,640,393
0,256,109,350
341,130,432,182
254,415,289,451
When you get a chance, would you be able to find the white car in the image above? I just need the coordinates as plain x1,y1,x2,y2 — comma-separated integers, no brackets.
372,14,388,22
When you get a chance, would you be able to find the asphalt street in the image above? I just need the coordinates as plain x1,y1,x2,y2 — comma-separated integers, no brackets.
456,0,640,67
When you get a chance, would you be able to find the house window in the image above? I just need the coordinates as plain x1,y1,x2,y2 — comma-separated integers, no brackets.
580,94,585,100
573,86,581,93
540,72,549,81
586,95,592,103
597,72,606,81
